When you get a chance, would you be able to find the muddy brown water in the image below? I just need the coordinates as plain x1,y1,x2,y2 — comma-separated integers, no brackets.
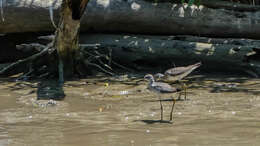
0,74,260,146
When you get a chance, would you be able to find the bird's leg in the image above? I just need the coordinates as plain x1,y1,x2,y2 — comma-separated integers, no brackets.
177,90,182,101
183,83,187,100
170,97,176,121
159,96,163,121
180,81,187,100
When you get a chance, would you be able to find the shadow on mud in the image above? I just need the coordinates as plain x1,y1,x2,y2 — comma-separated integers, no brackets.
134,119,173,124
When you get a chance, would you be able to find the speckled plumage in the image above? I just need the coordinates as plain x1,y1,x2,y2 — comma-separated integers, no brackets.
155,62,202,82
145,74,179,93
149,81,178,93
164,62,201,79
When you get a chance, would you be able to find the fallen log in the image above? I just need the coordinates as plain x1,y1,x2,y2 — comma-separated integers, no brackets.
1,33,260,77
200,0,260,11
1,0,260,38
79,34,260,76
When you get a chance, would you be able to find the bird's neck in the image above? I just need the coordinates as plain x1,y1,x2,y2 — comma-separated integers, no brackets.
149,78,155,85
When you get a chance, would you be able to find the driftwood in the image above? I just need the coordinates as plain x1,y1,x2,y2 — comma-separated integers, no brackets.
1,0,260,38
201,0,260,11
16,43,46,52
79,34,260,76
1,33,260,77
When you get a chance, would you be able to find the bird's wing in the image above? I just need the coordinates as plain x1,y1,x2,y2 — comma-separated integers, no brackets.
165,66,189,75
151,82,177,93
165,62,201,76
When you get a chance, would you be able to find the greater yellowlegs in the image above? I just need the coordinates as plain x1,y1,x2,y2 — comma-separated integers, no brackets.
144,74,180,121
154,62,201,100
155,62,201,82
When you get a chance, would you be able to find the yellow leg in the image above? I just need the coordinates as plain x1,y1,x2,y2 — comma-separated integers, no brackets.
170,98,176,121
184,83,187,100
159,96,163,121
180,82,187,100
177,91,182,100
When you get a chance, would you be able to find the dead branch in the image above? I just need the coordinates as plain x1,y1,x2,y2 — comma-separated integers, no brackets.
0,46,51,75
16,43,46,52
84,61,114,76
38,35,55,41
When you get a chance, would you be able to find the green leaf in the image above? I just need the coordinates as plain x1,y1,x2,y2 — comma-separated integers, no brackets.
188,0,195,6
194,0,201,6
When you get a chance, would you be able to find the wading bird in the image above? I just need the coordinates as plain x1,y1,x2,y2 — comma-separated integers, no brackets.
144,74,181,121
154,62,201,100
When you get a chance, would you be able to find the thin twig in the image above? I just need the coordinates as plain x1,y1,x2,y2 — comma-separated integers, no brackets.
16,68,34,81
85,61,114,76
108,48,112,66
38,35,55,41
0,46,50,75
49,0,58,29
97,59,113,71
81,48,133,72
38,72,50,79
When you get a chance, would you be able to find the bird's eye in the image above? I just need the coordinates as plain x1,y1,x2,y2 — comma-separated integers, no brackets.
144,76,150,79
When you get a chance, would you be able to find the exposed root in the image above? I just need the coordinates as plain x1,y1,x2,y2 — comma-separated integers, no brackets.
0,34,132,79
80,44,134,73
80,46,115,76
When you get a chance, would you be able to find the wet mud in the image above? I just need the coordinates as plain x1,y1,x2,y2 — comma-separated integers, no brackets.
0,73,260,146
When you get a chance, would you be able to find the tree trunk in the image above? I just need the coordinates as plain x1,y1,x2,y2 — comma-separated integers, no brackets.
54,0,89,82
55,2,80,81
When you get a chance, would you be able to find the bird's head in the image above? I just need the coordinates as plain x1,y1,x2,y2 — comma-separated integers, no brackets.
144,74,154,82
154,73,165,79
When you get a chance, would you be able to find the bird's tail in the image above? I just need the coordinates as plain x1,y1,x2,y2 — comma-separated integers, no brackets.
176,88,182,92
